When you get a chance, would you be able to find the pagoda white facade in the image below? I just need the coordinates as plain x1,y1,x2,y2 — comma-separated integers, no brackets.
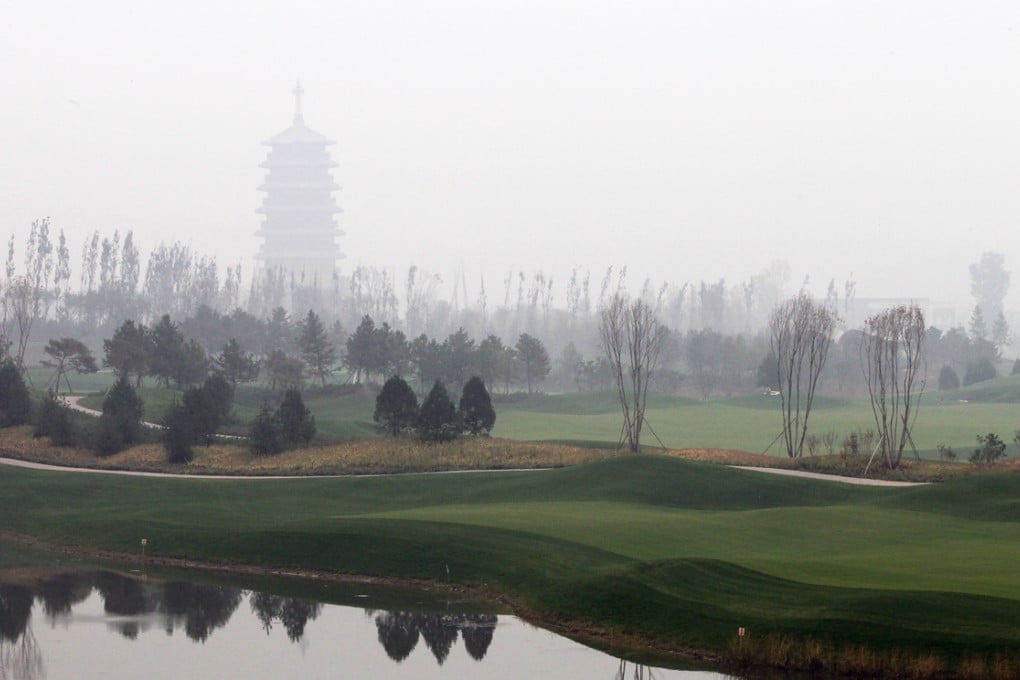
256,83,343,285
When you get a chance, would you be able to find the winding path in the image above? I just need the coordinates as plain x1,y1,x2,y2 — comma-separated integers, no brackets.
730,466,928,487
0,454,926,486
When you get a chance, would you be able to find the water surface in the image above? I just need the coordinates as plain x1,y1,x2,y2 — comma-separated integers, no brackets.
0,567,731,680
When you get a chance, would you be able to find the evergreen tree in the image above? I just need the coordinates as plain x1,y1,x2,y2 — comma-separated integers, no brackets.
103,320,150,387
41,337,98,394
162,373,234,463
297,310,337,386
277,389,316,444
249,405,283,456
416,380,461,443
264,350,304,391
345,315,376,384
215,338,260,389
459,376,495,436
35,390,76,446
202,372,234,425
373,376,419,436
937,365,960,390
163,403,196,464
149,314,185,387
0,360,32,427
964,358,997,386
172,338,209,388
93,376,144,456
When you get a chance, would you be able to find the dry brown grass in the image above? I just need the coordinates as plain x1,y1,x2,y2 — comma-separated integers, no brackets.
0,426,622,476
2,425,1007,482
661,448,773,465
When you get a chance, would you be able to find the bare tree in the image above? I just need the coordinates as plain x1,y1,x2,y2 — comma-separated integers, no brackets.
860,305,926,471
599,295,667,453
768,293,836,458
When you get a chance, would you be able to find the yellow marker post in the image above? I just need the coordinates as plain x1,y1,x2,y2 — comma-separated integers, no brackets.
141,538,148,558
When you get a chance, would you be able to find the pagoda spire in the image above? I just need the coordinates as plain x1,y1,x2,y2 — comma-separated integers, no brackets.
293,81,304,124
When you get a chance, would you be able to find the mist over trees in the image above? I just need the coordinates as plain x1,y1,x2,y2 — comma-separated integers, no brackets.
1,221,1015,401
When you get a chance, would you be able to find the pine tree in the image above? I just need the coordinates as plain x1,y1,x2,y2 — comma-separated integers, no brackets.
416,380,461,443
373,376,419,436
277,389,316,444
249,405,283,456
93,376,144,456
297,310,337,386
216,338,260,389
0,360,32,427
459,376,495,436
35,390,76,446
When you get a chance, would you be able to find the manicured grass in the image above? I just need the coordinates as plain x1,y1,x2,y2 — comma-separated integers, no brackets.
1,455,1017,663
494,392,1020,456
64,378,1020,458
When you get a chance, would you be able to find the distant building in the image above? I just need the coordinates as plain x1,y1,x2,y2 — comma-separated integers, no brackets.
255,83,343,286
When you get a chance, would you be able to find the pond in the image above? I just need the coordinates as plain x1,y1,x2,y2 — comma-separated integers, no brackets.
0,564,734,680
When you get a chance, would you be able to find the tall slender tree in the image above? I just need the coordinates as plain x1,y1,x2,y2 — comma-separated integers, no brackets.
599,295,667,453
861,305,926,471
768,292,836,458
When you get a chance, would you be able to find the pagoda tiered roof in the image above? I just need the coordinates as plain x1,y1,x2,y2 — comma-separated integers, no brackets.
255,82,344,279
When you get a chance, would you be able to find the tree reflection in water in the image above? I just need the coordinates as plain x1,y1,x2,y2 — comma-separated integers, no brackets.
617,659,666,680
0,585,43,680
0,569,501,675
249,592,323,642
372,611,497,664
162,581,243,642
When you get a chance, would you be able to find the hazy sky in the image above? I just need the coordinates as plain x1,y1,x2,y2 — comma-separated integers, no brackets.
3,1,1018,312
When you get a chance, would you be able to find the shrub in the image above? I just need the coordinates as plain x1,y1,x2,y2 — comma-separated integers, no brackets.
840,432,859,458
963,358,996,386
249,406,283,456
416,380,461,443
93,376,143,456
459,376,496,436
202,372,234,424
374,376,419,436
821,431,838,456
161,375,234,463
970,432,1007,466
0,361,32,427
278,389,316,444
34,390,76,446
937,365,960,390
163,404,196,464
936,443,956,462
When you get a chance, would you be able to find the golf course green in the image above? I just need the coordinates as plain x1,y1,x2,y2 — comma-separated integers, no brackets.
1,454,1017,674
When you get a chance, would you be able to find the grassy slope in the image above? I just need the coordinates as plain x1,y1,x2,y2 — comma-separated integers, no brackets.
1,455,1017,656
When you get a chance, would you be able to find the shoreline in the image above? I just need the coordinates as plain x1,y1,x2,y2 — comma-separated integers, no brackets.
0,528,721,670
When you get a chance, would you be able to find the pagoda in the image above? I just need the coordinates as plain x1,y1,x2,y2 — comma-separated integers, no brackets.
256,83,343,285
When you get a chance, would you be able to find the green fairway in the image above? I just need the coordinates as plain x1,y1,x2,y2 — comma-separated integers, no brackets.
0,455,1017,664
60,374,1020,458
494,390,1020,455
